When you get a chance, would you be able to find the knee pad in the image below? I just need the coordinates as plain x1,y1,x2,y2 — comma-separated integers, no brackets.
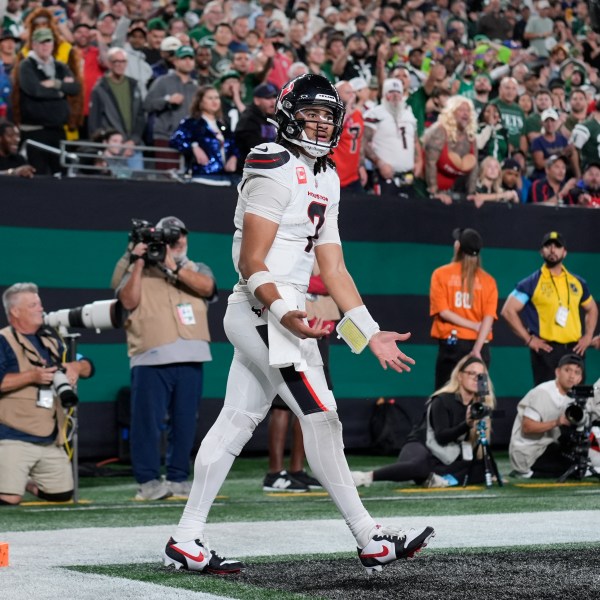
198,407,263,465
301,410,345,448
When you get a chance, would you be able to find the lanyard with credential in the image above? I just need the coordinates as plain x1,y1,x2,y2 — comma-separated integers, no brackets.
549,271,570,308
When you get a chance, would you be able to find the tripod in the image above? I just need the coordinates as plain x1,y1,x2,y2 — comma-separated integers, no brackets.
557,424,600,483
463,418,503,488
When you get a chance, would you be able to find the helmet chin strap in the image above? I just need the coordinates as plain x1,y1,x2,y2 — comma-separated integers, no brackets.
285,130,331,158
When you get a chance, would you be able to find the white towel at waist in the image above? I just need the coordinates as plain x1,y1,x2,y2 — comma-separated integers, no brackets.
268,285,323,372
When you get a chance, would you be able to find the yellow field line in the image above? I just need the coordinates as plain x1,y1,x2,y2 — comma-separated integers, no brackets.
397,486,485,493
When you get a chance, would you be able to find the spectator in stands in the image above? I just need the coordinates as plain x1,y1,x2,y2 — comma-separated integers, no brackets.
0,282,94,505
217,70,246,132
564,162,600,207
518,93,534,119
529,155,577,204
501,231,597,385
477,0,513,41
0,30,19,114
145,45,198,169
233,82,277,171
524,0,554,58
152,36,182,83
189,1,224,42
491,77,525,152
122,24,153,100
16,28,81,174
501,156,529,203
509,354,586,479
530,108,571,179
364,78,421,196
562,88,588,136
230,16,250,53
97,12,118,47
522,88,554,149
468,156,519,207
193,44,215,86
351,356,494,489
117,217,217,500
144,19,167,65
429,227,498,389
210,23,234,75
332,32,375,83
570,99,600,176
89,47,146,170
170,85,238,184
406,61,448,138
72,23,107,139
471,74,493,117
0,121,35,177
330,80,367,192
476,102,509,162
423,95,478,203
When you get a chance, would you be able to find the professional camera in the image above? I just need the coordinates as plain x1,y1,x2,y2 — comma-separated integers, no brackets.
470,373,491,420
129,218,182,264
52,369,78,408
44,300,124,332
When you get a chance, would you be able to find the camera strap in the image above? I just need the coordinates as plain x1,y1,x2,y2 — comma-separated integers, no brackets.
11,327,62,368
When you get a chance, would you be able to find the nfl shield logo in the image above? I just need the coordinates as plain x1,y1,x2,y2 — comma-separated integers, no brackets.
296,166,307,184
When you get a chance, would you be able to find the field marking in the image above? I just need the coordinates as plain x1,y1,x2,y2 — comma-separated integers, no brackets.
513,482,598,488
398,485,484,493
4,510,600,599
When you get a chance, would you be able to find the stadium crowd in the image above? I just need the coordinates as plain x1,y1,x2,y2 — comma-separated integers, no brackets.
1,0,600,203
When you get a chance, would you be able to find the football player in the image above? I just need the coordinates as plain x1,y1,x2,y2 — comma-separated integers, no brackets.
164,74,434,575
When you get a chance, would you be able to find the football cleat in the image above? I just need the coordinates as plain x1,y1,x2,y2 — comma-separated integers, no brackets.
263,470,309,492
357,525,435,575
163,537,244,574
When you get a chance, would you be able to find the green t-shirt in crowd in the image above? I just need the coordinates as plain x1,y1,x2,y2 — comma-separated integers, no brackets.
490,98,524,148
523,113,542,137
407,87,428,138
106,77,132,136
571,117,600,169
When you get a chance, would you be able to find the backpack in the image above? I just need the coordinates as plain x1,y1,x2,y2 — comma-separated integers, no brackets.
369,397,412,455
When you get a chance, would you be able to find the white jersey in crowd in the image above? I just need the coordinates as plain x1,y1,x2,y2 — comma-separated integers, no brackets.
364,102,417,174
232,142,341,295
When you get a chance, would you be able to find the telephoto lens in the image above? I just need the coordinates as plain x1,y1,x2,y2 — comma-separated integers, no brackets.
52,370,79,408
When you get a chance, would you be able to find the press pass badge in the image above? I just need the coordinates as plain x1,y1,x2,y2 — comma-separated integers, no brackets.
555,306,569,328
37,387,54,409
336,316,369,354
176,303,196,325
461,441,473,461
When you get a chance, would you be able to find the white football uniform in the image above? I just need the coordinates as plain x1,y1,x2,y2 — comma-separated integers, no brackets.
364,103,417,173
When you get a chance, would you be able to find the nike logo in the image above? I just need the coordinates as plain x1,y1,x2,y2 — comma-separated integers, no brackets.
361,546,390,559
171,545,205,562
255,146,269,152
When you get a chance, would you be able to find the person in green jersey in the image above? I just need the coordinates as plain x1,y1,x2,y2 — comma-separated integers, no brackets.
570,99,600,177
490,76,525,151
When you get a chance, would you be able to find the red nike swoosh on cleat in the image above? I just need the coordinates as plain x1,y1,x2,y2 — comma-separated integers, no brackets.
361,546,390,559
170,546,205,562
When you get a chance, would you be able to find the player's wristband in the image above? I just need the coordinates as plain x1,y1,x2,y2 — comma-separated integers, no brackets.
247,270,275,297
336,305,380,354
269,299,289,323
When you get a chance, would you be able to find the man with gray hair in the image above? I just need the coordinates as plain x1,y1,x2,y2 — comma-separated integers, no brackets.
0,283,93,505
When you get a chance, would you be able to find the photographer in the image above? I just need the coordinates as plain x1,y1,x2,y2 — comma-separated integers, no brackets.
509,353,585,479
0,283,93,506
351,356,494,489
117,216,217,501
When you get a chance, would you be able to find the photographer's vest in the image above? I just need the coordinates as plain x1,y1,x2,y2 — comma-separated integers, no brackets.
124,265,211,357
0,327,66,444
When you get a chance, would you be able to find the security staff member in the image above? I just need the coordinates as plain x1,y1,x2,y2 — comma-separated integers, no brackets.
501,231,598,385
117,216,217,501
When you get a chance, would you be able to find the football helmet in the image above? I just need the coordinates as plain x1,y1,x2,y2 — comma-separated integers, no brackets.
274,74,346,158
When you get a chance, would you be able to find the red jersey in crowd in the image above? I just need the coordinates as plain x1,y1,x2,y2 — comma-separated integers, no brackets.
331,108,364,188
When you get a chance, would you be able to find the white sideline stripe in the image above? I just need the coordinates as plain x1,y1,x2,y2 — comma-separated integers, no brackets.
3,510,600,599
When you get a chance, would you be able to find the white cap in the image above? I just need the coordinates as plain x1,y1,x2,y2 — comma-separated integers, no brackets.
349,76,368,92
541,108,559,121
323,6,339,17
537,0,550,8
382,78,404,95
160,36,182,52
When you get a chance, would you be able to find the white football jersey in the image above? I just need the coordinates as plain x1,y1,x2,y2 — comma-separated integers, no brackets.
232,142,341,294
364,103,417,173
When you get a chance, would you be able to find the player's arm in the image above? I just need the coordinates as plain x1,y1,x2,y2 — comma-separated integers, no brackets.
315,243,415,373
239,212,327,340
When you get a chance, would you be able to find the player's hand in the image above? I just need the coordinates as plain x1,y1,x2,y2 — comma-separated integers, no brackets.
281,310,329,339
368,331,415,373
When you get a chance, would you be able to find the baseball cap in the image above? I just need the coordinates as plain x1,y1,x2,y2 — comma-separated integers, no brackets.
541,108,559,121
98,11,116,21
156,216,188,234
147,17,168,31
72,23,93,32
174,45,194,58
218,69,241,84
349,76,368,92
266,27,285,38
502,157,521,172
558,353,584,370
382,78,404,95
546,154,568,168
346,32,368,44
160,36,182,52
32,28,53,43
127,25,147,36
541,231,566,247
0,29,19,42
453,227,483,256
253,82,278,98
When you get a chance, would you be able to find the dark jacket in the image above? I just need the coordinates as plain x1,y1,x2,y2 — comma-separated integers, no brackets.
88,75,145,143
18,56,80,128
233,103,277,172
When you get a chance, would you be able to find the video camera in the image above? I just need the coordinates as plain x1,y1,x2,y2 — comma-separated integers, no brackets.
44,299,124,333
565,385,597,428
129,218,182,264
470,373,491,420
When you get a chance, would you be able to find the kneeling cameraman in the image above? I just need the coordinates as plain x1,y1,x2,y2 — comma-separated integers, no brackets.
0,283,94,505
509,353,584,479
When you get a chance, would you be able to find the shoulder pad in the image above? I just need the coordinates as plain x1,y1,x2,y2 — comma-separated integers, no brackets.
244,142,291,171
